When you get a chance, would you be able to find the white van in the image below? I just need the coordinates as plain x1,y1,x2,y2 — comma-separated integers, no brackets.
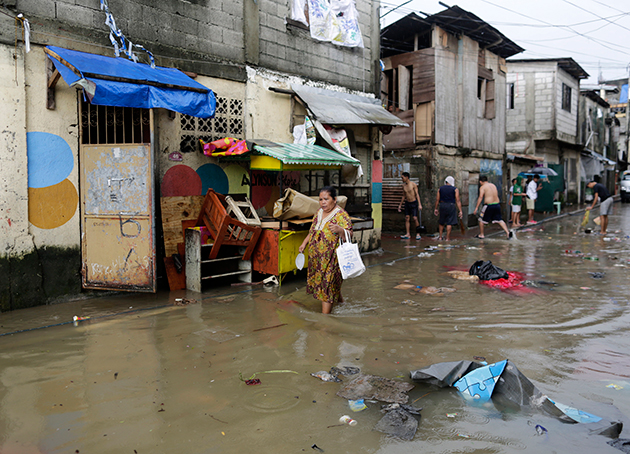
621,171,630,203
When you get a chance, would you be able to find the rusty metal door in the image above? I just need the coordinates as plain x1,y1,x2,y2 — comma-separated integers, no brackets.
80,143,156,292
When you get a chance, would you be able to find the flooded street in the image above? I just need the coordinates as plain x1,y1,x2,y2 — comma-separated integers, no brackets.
2,204,630,453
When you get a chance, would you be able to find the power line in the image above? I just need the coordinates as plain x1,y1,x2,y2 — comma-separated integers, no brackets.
477,0,630,58
559,0,630,34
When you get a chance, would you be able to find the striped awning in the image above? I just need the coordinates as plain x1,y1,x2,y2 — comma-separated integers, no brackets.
251,142,360,170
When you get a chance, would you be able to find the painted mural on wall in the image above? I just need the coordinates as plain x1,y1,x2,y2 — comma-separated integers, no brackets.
160,162,300,215
27,132,78,229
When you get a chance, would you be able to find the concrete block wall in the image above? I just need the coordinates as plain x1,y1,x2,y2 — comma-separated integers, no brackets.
259,0,375,92
9,0,376,92
506,72,527,133
534,72,554,131
13,0,247,72
555,68,579,144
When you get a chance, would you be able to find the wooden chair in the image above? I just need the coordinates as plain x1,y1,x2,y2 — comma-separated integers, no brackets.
195,189,262,261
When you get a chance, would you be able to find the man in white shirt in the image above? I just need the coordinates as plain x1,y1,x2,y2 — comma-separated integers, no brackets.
525,175,541,224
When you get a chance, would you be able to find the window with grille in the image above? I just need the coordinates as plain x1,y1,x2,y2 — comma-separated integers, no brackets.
179,96,244,154
80,99,150,144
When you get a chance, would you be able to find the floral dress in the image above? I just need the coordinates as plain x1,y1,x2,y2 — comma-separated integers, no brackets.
306,206,352,305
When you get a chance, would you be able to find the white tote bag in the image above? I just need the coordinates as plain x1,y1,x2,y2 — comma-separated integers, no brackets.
336,230,366,279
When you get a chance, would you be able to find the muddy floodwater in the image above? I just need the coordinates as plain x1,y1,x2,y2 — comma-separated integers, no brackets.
2,205,630,453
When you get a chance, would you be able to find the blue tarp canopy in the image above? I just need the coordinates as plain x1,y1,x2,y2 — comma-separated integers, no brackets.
45,46,215,118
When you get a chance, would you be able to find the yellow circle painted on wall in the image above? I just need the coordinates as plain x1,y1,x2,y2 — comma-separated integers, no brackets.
28,179,78,229
224,164,249,195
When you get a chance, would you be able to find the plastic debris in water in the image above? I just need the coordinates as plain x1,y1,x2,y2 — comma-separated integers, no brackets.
349,399,367,412
311,444,324,452
607,384,623,390
339,415,357,426
535,424,548,435
457,433,470,438
73,316,90,322
245,378,261,385
311,371,341,383
446,413,458,418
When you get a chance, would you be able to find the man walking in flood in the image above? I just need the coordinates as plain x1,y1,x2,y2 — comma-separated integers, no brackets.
397,171,422,239
473,176,511,239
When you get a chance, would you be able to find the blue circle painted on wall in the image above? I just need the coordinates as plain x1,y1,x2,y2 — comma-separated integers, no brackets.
27,132,74,188
196,163,229,195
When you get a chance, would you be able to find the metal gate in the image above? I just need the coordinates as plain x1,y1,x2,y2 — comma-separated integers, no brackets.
80,143,156,292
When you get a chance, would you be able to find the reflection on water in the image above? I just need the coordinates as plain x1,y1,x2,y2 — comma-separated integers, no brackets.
1,206,630,453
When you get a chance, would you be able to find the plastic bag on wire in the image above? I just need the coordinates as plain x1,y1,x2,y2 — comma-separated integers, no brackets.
336,230,365,279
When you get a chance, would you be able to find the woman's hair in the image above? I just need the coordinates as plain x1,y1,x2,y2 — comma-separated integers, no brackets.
320,186,337,198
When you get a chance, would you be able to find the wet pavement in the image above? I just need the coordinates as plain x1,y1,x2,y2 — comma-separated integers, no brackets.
1,202,630,453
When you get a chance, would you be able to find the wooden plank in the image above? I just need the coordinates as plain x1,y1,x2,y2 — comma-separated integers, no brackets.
161,196,205,257
398,65,410,111
164,257,186,291
383,110,415,151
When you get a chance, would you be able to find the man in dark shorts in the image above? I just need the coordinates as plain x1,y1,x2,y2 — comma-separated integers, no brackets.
472,176,511,239
586,180,612,234
433,176,463,240
397,172,422,239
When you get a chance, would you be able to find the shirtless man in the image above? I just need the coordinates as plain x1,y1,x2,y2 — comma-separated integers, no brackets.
472,175,511,239
397,172,422,239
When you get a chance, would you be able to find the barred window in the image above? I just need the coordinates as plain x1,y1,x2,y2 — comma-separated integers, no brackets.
81,100,150,145
179,96,244,153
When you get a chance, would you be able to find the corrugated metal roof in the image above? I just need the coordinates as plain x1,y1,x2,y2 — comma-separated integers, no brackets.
291,84,409,127
254,143,361,166
381,7,524,59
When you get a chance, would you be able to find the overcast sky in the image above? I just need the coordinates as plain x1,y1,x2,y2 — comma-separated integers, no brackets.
380,0,630,85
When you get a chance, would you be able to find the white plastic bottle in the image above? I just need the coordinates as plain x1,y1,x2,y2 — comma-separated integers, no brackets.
339,415,357,426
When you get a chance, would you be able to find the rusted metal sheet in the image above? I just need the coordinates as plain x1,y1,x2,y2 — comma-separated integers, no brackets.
251,230,280,275
80,143,156,292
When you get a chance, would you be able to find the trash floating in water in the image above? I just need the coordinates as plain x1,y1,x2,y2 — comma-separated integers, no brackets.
72,316,90,322
375,403,421,440
535,424,548,436
447,270,479,281
349,399,367,412
589,272,605,279
311,444,325,452
337,374,414,404
339,415,357,426
454,360,507,401
410,359,623,443
174,297,198,306
312,366,360,383
394,283,416,290
607,384,623,390
583,256,599,261
580,287,591,290
417,252,434,258
245,378,261,385
312,371,342,383
447,413,458,418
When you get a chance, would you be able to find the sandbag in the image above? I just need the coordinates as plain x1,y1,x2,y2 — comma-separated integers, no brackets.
469,260,508,281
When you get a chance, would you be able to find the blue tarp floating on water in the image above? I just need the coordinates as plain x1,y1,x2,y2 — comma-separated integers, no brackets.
45,46,216,118
410,359,622,439
454,360,507,401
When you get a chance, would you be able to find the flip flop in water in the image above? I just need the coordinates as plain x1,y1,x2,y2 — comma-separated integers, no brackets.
401,235,411,239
